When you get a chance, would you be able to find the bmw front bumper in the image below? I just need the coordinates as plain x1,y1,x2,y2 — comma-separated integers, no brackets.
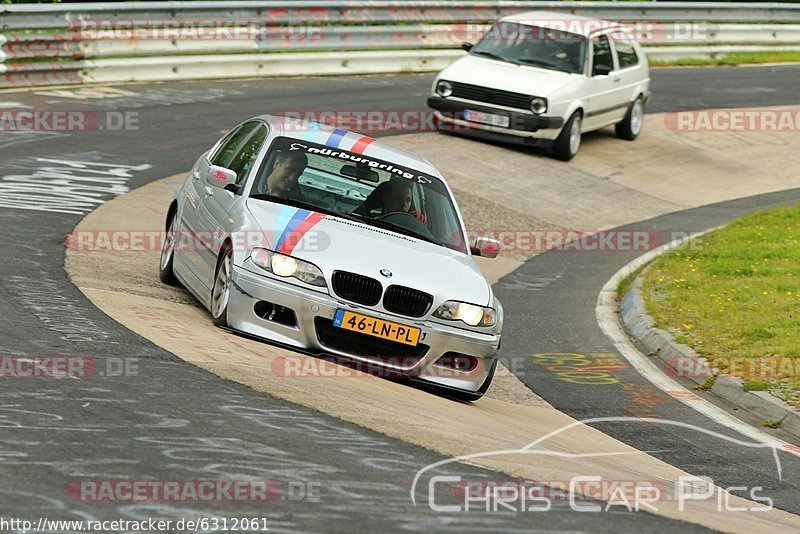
228,265,500,393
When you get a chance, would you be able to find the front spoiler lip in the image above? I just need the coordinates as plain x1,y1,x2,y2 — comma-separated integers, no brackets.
428,96,564,130
228,265,500,390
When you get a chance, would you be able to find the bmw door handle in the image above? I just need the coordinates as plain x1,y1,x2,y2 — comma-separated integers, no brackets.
613,77,621,83
204,186,214,197
192,170,201,182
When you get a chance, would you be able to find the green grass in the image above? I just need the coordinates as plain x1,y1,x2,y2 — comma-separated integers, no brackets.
652,51,800,67
617,268,640,300
763,418,782,429
643,205,800,409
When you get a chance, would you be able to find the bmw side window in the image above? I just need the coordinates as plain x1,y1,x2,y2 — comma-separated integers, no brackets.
613,35,639,69
226,125,268,185
591,35,613,75
210,121,260,170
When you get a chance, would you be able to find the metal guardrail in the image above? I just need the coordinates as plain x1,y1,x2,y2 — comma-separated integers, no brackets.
2,2,800,88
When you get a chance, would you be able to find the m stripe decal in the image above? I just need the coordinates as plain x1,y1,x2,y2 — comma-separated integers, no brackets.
274,205,297,245
277,212,326,255
275,208,311,251
351,135,375,154
325,129,348,148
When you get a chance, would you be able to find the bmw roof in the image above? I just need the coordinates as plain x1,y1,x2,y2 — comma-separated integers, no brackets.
259,114,443,179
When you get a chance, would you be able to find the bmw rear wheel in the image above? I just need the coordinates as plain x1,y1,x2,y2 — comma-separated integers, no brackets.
159,212,180,286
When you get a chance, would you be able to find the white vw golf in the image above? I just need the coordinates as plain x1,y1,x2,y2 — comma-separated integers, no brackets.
429,11,651,160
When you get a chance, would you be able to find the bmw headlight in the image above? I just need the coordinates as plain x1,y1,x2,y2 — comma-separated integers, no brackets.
436,80,453,97
250,248,326,287
433,300,496,327
530,97,547,115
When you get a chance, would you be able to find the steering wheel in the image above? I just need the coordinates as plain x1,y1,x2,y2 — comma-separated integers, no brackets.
377,210,415,221
377,211,435,240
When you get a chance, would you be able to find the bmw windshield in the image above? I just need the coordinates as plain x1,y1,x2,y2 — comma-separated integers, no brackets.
471,22,587,74
250,136,469,254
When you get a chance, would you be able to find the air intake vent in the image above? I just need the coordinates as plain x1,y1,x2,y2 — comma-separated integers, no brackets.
315,317,429,361
451,81,531,111
332,271,382,306
383,285,433,317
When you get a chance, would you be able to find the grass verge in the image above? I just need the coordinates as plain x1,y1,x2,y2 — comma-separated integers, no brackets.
643,205,800,410
652,51,800,67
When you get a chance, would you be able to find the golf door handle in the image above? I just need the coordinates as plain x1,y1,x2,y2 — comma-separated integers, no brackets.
204,186,214,197
192,170,201,182
613,77,621,82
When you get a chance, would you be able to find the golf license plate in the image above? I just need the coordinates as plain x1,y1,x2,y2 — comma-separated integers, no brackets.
333,309,420,346
463,109,510,128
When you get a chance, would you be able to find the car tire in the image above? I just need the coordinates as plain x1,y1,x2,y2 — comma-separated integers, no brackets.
159,212,180,286
552,111,582,161
615,96,644,141
211,245,233,328
445,359,499,402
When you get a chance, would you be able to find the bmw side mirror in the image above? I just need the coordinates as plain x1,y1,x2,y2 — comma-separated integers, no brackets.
461,42,474,52
471,236,500,259
207,165,237,189
593,64,612,76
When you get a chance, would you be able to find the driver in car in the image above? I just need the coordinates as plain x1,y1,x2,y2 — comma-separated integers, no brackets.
266,150,308,200
381,176,427,224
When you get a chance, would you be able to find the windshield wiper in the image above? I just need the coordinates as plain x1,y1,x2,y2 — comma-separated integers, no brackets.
517,57,567,71
250,194,443,247
348,212,442,247
471,50,516,64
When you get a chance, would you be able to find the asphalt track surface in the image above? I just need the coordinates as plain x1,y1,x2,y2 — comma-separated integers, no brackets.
1,65,799,532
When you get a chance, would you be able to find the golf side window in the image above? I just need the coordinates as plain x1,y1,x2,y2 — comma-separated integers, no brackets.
613,33,640,69
591,35,614,75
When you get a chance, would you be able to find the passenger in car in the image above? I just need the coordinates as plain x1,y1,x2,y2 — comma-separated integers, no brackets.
380,177,427,224
265,150,308,200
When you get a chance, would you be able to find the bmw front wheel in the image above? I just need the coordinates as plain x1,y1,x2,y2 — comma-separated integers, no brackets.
211,245,233,327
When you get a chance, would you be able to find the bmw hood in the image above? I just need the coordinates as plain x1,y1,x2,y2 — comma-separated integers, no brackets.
439,55,580,98
245,200,492,307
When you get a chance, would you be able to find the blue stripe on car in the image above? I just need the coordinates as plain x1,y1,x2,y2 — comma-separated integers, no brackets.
275,208,311,251
325,129,347,148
